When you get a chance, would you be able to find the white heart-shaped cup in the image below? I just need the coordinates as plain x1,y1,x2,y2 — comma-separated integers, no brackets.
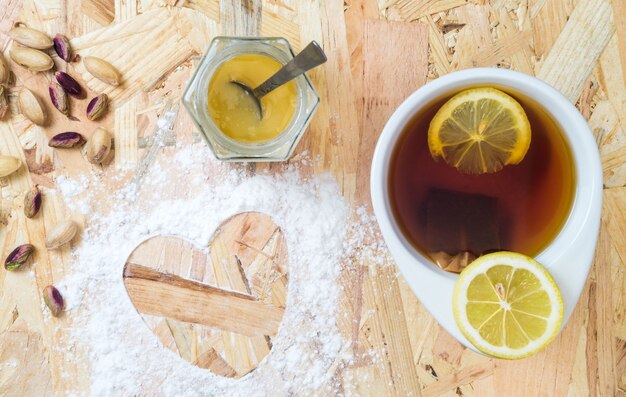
370,68,602,353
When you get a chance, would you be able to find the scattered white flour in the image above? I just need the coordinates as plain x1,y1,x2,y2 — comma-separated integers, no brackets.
55,175,91,214
54,141,359,396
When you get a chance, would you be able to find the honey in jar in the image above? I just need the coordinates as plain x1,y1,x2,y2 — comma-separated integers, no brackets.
207,54,296,143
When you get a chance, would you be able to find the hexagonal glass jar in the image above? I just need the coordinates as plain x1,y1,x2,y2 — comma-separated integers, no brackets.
182,37,320,162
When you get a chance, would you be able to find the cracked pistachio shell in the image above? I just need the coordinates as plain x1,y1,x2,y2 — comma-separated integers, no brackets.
45,220,78,249
0,52,10,86
0,155,21,178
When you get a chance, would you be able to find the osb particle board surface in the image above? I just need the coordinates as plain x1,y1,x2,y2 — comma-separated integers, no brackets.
1,0,625,396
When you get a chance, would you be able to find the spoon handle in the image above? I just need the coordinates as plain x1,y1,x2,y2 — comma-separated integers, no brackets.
253,41,327,98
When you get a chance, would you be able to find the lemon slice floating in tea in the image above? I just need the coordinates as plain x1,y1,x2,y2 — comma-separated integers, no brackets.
452,252,563,359
428,87,531,175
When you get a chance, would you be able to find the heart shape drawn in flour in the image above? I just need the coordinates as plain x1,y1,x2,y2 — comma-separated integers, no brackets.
123,212,288,378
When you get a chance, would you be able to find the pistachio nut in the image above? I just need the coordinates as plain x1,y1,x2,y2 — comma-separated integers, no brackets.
18,88,47,125
83,56,120,86
48,82,69,116
4,244,35,270
53,34,72,61
24,185,42,218
10,47,54,72
55,71,84,98
49,132,85,148
8,26,53,50
0,86,8,120
43,285,64,317
86,94,108,121
86,127,112,164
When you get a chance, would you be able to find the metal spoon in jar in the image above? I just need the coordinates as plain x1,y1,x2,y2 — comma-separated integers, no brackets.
230,41,327,119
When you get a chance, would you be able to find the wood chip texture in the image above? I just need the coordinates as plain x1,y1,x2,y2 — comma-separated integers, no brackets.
1,0,625,395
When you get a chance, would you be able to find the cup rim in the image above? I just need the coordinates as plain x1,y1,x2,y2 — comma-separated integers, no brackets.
371,67,602,278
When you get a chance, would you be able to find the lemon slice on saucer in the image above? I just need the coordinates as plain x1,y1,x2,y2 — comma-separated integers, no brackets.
428,87,531,175
452,252,563,359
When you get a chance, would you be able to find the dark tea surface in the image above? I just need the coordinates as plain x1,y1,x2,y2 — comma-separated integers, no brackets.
388,90,575,267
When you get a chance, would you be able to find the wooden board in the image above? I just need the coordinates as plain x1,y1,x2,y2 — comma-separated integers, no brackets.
123,212,288,378
1,0,625,395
